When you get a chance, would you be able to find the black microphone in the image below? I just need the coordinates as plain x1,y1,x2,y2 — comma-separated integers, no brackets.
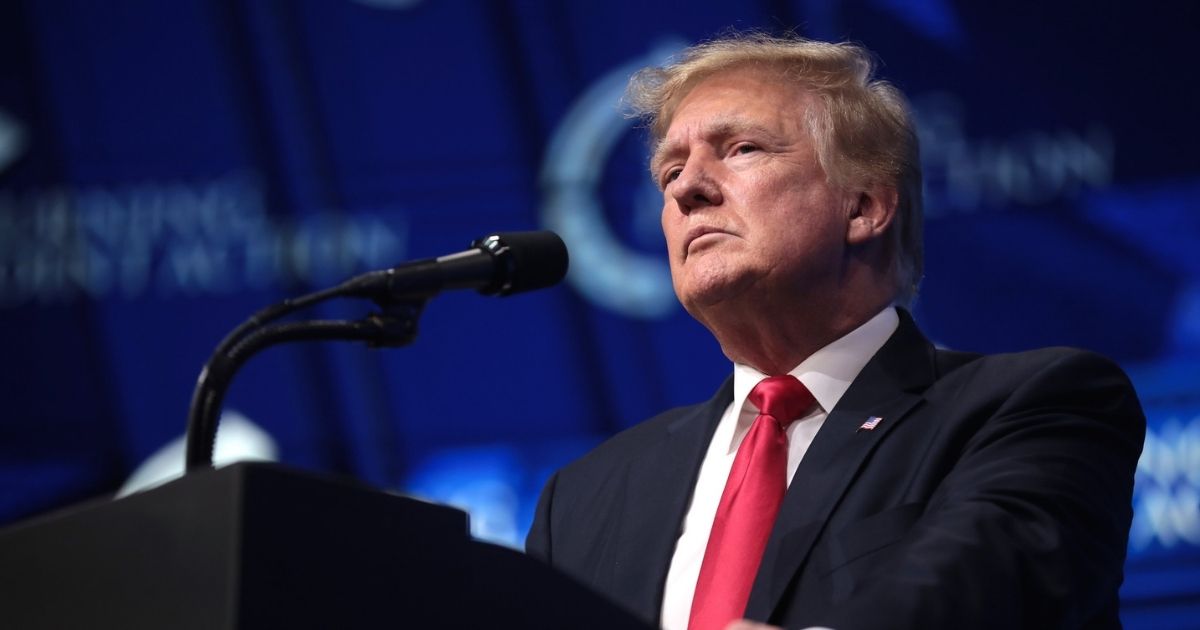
338,230,569,300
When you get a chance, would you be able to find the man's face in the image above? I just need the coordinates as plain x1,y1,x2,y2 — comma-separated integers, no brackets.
655,68,852,319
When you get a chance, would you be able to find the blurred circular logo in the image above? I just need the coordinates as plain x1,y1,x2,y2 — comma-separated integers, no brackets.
540,43,683,320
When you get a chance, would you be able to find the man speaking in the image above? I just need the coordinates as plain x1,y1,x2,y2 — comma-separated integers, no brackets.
526,33,1144,630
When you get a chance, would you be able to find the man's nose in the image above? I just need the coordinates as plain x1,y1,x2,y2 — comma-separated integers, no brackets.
669,157,723,213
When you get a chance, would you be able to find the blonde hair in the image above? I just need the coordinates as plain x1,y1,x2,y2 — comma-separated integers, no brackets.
626,33,924,306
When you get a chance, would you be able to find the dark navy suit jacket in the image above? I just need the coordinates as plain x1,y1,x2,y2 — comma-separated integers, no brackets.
526,312,1145,629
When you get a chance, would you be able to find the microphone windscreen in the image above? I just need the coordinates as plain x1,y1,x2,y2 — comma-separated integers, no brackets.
473,231,569,296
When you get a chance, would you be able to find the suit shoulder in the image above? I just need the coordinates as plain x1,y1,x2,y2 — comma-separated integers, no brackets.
937,345,1133,384
928,345,1143,426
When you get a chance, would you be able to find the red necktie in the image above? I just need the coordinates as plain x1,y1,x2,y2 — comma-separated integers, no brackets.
688,375,815,630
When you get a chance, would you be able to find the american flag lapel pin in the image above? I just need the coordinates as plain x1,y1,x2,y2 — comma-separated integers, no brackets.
857,416,883,432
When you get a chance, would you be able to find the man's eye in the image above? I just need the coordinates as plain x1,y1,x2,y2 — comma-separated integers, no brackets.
734,144,759,155
663,168,682,185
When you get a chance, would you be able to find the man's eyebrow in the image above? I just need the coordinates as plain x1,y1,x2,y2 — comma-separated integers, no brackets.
649,117,778,177
650,140,682,180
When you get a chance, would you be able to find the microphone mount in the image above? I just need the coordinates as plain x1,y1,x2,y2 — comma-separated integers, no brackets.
183,231,566,472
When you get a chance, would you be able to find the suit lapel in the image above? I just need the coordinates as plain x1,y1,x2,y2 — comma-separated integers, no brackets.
609,376,734,622
744,311,938,620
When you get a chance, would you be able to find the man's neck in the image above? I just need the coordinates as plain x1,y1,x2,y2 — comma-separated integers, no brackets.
699,297,895,375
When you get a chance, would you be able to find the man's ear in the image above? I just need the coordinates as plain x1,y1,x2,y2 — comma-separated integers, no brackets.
846,186,898,246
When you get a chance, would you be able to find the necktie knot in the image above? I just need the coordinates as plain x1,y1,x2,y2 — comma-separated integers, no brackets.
748,375,815,428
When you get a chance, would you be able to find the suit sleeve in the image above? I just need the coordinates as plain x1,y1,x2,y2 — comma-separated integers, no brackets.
525,470,558,562
816,351,1145,630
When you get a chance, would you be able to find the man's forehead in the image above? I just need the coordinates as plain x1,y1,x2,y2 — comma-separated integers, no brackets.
661,72,812,134
664,115,781,142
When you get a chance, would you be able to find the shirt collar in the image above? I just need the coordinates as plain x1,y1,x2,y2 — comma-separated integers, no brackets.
729,306,900,425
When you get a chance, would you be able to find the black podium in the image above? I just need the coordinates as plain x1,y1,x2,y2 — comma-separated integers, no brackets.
0,463,650,629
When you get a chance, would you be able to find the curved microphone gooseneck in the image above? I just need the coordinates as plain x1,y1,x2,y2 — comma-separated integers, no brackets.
183,230,569,472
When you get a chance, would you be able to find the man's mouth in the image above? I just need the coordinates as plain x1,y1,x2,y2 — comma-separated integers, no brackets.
684,226,731,257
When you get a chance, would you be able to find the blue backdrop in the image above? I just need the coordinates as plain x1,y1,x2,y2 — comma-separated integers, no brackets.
1,1,1197,627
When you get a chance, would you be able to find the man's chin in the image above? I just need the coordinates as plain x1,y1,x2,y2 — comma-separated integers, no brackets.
678,279,753,316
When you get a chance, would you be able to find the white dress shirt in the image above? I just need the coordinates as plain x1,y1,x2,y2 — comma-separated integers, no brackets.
659,308,900,630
